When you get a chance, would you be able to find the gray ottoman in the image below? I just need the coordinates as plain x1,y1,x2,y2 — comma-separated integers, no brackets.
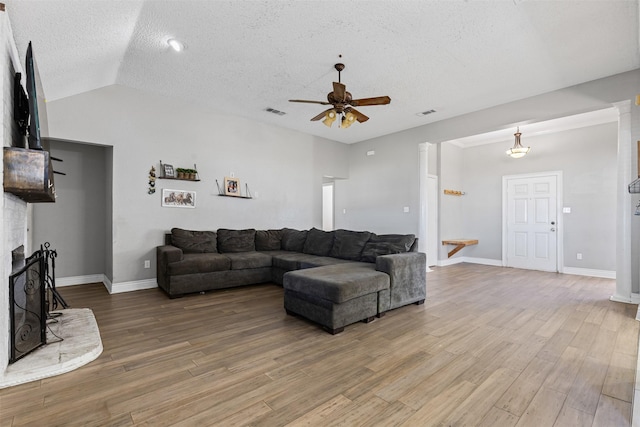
283,263,391,334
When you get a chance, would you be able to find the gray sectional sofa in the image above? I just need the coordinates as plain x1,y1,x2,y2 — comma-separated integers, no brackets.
157,227,426,333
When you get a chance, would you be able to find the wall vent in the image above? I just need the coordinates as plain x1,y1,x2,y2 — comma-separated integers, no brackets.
416,109,437,116
265,107,286,116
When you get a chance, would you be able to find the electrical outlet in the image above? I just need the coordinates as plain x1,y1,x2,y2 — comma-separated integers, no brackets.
576,253,582,260
403,206,410,213
144,260,150,268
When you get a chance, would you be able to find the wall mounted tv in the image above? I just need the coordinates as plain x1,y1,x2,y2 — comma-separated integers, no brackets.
13,72,28,138
25,41,44,150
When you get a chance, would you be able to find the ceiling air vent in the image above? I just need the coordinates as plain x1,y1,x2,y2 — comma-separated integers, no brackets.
265,107,286,116
416,109,437,116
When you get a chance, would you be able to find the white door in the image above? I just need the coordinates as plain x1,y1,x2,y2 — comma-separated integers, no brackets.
505,174,558,272
427,175,438,267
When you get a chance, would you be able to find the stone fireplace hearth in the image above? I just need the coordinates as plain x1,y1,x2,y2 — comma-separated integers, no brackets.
0,308,102,389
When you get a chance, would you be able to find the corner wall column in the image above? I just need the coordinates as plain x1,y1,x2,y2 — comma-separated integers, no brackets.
418,143,431,271
611,100,640,304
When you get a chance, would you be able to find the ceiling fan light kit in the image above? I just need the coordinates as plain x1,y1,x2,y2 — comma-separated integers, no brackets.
506,127,531,158
322,110,337,127
290,63,390,129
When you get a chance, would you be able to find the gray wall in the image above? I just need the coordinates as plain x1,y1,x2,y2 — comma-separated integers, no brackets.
45,85,349,285
341,69,638,273
32,140,108,278
459,122,617,270
42,69,640,285
334,135,421,234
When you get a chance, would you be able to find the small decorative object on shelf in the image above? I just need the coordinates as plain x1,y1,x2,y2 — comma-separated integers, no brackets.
158,161,200,181
160,161,175,178
224,176,240,196
148,166,156,194
216,178,253,199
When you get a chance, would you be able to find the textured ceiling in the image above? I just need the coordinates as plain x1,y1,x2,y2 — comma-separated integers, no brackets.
6,0,640,144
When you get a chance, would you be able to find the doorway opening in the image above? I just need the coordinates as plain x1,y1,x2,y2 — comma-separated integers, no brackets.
322,182,334,231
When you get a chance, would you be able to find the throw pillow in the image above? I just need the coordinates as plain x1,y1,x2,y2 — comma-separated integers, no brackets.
171,228,217,253
360,233,416,263
281,228,308,252
302,228,335,256
255,229,283,251
329,229,371,261
217,228,256,253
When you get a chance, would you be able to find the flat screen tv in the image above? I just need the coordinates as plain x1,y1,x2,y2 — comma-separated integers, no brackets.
13,72,29,138
25,41,42,150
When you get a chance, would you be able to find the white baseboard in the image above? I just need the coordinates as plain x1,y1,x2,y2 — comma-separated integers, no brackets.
435,258,616,280
108,279,157,294
56,274,107,287
563,267,616,279
437,256,502,267
57,275,157,294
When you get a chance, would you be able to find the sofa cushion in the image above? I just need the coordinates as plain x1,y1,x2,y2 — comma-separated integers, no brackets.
223,252,273,270
299,256,352,269
167,253,231,275
281,228,308,252
272,252,320,271
217,229,256,253
170,228,217,253
283,264,390,304
329,229,372,261
361,234,416,263
255,229,282,251
302,228,334,256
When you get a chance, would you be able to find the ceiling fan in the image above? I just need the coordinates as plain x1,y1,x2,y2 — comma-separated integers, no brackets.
289,63,391,128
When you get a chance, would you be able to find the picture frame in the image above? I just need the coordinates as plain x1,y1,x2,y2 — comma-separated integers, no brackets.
163,164,175,178
161,189,196,208
224,177,240,196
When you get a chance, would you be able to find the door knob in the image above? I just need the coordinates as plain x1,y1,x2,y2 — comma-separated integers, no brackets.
551,221,555,225
551,228,556,232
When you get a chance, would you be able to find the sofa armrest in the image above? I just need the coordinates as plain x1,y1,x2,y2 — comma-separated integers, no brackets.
157,245,184,265
156,245,184,292
376,252,426,310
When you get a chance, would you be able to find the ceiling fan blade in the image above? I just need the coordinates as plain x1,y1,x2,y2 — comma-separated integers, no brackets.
333,82,346,102
310,108,335,121
289,99,332,105
349,108,369,123
350,96,391,106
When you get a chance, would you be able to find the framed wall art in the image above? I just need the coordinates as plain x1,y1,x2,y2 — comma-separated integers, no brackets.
162,189,196,208
224,177,240,196
162,163,175,178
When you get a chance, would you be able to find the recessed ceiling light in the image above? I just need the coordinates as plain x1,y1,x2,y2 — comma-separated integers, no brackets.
167,38,184,52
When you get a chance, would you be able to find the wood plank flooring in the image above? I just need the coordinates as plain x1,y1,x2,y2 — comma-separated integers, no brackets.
1,263,637,426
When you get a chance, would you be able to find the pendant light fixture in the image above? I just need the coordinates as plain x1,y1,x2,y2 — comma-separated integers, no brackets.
506,127,530,158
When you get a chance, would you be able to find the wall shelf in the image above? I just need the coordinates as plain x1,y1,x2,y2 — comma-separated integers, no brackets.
158,177,200,182
442,239,478,258
218,194,252,199
3,147,56,203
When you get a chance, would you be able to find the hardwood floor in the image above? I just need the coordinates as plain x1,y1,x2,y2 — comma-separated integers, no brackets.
1,263,637,426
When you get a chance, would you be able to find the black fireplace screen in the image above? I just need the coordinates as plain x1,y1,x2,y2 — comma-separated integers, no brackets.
9,251,46,363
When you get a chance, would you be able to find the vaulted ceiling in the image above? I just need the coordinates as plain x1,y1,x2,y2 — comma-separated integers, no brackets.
6,0,640,144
